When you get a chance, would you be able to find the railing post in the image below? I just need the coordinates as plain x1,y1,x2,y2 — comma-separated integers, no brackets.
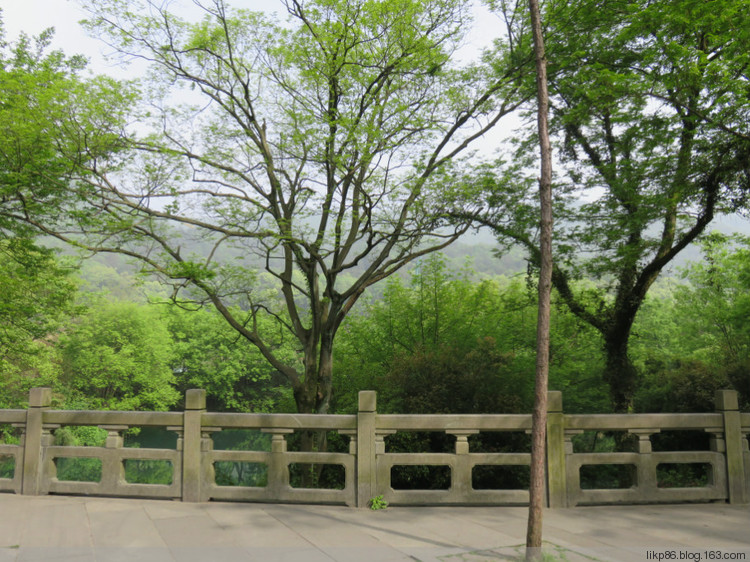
182,389,206,502
356,391,377,507
448,430,479,501
264,429,293,498
100,425,128,494
716,390,747,504
743,429,749,496
21,388,51,495
546,390,566,508
629,428,659,500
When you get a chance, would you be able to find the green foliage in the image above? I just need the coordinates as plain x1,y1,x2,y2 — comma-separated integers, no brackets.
214,461,267,488
0,239,77,408
471,0,750,411
0,455,15,479
54,426,107,447
52,426,106,483
335,254,609,415
657,464,709,489
76,259,168,303
123,460,173,485
335,255,532,413
386,340,521,414
59,301,179,411
674,234,750,367
369,495,388,510
632,233,750,412
55,457,102,483
166,306,290,412
0,21,133,239
635,359,732,413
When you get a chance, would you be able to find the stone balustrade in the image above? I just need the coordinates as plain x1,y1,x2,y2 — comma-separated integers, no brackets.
0,388,747,507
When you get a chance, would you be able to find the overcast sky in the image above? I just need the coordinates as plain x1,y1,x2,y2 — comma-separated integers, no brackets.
3,0,103,64
2,0,290,76
2,0,501,76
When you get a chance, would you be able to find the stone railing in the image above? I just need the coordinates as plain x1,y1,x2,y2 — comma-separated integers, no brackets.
0,388,747,507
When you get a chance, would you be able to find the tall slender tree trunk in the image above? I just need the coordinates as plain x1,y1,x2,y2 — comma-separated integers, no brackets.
526,0,553,559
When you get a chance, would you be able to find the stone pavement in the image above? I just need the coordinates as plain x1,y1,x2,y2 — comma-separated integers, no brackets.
0,494,748,562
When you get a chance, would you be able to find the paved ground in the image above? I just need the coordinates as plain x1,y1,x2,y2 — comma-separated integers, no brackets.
0,495,748,562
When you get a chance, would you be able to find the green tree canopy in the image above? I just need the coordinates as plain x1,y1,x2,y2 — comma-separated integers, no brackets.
334,254,608,414
59,301,179,410
632,233,750,411
166,305,290,412
0,238,78,408
0,17,132,240
7,0,529,417
462,0,750,411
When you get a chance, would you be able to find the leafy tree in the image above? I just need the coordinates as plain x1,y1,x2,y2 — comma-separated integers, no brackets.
334,254,608,414
12,0,529,419
0,17,131,240
0,19,129,409
467,0,750,411
0,238,77,408
166,306,290,412
59,301,179,410
333,256,528,413
633,233,750,411
674,233,750,368
76,260,168,302
384,337,522,415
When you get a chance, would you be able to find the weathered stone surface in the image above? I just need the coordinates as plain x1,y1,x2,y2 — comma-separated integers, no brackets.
6,388,748,508
1,496,749,561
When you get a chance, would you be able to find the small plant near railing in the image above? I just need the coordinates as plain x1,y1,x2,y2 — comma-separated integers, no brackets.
369,495,388,510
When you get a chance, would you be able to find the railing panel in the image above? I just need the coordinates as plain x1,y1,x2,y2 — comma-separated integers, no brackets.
376,443,532,505
567,444,729,506
43,444,181,499
0,416,25,493
203,430,355,506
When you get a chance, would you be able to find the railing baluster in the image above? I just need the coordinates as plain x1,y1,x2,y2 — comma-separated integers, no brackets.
100,425,128,493
717,390,748,504
182,389,206,502
546,391,566,508
21,388,51,495
357,391,377,507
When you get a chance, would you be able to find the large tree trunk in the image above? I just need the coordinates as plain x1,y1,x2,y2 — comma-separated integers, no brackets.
292,335,335,487
293,332,335,415
526,0,553,557
603,328,639,413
